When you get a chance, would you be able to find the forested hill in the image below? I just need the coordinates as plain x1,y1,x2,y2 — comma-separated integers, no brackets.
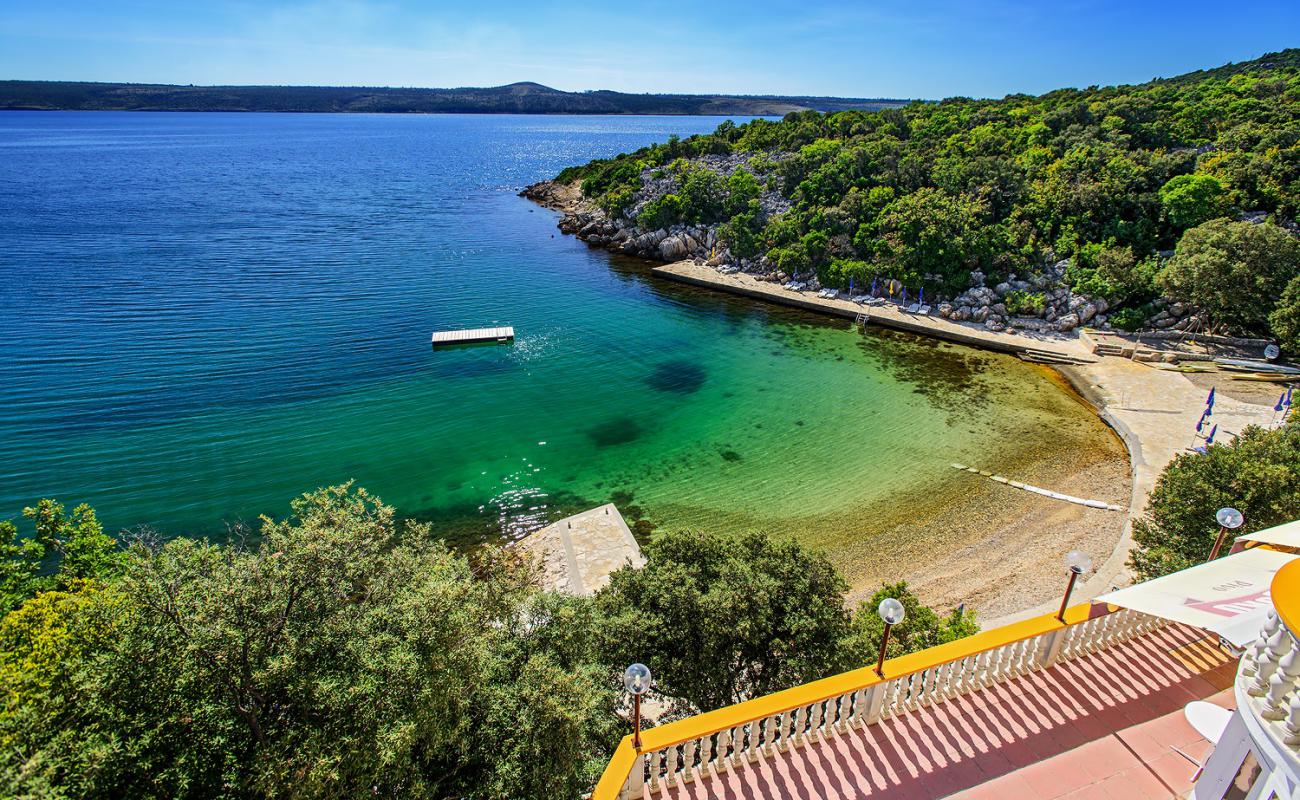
540,49,1300,349
0,80,911,115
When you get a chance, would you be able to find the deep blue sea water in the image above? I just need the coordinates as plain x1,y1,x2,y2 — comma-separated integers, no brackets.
0,112,1113,555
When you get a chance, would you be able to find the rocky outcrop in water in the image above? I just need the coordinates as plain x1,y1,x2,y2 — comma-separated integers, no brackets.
522,179,732,267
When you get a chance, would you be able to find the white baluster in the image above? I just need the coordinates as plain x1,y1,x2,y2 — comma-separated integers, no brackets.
1284,692,1300,746
665,745,679,786
763,715,777,756
1250,627,1292,696
1263,634,1300,719
1244,611,1282,678
682,739,696,783
810,700,825,738
788,706,803,747
649,749,662,791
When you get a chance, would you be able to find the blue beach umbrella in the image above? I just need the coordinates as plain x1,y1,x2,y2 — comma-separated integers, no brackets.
901,288,908,305
1206,424,1218,445
918,287,925,306
871,278,878,296
1286,386,1293,407
1277,393,1287,413
1206,387,1216,410
1196,413,1206,433
850,277,855,294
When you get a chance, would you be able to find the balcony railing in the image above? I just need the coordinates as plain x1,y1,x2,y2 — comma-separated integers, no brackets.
1226,558,1300,794
593,602,1165,800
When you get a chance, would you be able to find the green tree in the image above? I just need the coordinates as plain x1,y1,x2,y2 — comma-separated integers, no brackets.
0,580,131,798
841,582,978,665
1159,174,1230,231
723,169,762,218
1130,419,1300,580
2,500,122,611
1269,274,1300,355
1158,219,1300,333
861,188,995,290
0,521,44,612
593,529,979,717
1,486,618,800
718,200,763,258
25,500,121,586
595,529,853,714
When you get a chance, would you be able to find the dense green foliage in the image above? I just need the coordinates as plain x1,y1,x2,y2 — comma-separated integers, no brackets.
1158,217,1300,332
1271,275,1300,352
0,500,121,612
1,486,619,800
562,50,1300,330
596,528,850,714
842,582,980,665
1,490,975,799
595,528,976,716
1130,418,1300,580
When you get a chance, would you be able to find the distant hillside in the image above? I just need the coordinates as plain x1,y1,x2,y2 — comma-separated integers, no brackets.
0,80,913,115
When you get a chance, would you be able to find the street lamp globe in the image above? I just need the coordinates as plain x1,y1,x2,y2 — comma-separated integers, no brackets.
1065,550,1093,575
623,663,652,696
1216,507,1244,530
878,597,906,626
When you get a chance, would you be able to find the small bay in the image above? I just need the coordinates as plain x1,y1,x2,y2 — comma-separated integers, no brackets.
0,111,1120,571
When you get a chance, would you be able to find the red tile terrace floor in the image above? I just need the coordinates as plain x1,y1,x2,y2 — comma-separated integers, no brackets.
651,624,1238,800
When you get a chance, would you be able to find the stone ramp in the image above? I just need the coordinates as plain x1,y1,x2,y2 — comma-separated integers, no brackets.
517,504,645,595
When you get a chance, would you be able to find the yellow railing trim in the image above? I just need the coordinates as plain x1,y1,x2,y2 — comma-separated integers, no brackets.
591,601,1103,798
635,602,1094,752
591,735,637,800
1272,560,1300,636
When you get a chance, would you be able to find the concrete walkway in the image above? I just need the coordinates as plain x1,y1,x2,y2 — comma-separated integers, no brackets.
1042,360,1280,615
517,503,645,595
654,262,1093,358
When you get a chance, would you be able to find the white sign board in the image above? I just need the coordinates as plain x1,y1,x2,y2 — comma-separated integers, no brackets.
1097,548,1296,646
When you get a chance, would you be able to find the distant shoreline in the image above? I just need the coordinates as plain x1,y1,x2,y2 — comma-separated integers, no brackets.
0,80,916,116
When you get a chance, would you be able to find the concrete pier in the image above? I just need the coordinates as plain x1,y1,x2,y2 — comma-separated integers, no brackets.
517,503,645,595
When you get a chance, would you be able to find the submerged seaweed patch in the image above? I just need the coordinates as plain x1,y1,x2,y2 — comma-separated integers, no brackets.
645,360,707,394
586,416,644,447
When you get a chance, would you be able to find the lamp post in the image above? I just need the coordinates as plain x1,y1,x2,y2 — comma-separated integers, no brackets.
623,663,652,750
1057,550,1093,622
875,597,905,677
1208,507,1244,562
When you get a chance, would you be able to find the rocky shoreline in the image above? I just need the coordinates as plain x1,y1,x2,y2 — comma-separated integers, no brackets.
521,179,1209,337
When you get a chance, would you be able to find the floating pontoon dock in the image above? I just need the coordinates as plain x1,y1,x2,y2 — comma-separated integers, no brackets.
431,326,514,346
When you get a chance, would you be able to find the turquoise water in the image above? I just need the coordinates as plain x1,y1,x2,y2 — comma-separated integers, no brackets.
0,112,1112,554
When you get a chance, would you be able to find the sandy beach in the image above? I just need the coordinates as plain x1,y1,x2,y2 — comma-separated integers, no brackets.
650,260,1279,624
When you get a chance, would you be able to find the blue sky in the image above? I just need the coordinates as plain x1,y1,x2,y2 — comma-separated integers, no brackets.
1,1,1297,99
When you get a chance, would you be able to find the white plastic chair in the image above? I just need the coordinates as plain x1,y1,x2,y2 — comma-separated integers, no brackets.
1176,701,1233,781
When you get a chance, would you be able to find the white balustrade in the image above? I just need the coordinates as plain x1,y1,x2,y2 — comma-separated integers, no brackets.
1236,603,1300,766
632,608,1165,795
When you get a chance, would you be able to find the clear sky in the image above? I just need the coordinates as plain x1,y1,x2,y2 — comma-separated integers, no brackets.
1,1,1297,99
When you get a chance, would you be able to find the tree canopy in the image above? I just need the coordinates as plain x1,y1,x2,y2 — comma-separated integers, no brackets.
1158,218,1300,332
1130,417,1300,580
595,528,976,716
558,49,1300,337
1,489,977,799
